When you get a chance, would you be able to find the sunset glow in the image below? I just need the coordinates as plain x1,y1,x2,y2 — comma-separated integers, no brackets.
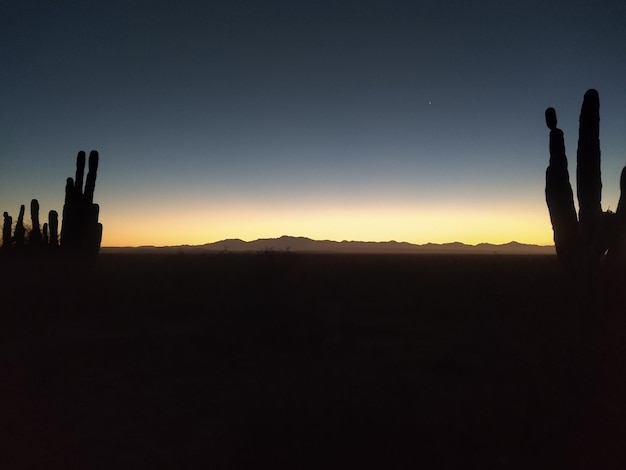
99,199,555,247
2,1,625,248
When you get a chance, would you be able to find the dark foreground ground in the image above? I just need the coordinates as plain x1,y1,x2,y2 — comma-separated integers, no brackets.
1,253,625,469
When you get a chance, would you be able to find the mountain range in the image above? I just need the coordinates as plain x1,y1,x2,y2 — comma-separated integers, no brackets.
102,236,555,255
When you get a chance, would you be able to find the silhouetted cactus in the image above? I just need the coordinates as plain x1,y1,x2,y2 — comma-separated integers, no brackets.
48,210,59,247
2,212,12,249
61,151,102,255
1,151,101,255
545,89,626,276
13,205,26,248
545,89,626,366
28,199,42,247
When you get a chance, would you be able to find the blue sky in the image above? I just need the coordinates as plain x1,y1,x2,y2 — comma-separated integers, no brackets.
2,0,626,246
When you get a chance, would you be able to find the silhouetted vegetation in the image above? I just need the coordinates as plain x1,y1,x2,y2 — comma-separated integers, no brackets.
1,151,101,255
2,212,12,250
544,90,626,468
13,204,26,248
47,210,59,247
28,199,42,247
61,150,102,255
545,89,626,275
545,90,626,336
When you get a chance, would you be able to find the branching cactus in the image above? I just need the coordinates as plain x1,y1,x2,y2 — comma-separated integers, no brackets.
545,89,626,380
545,89,626,278
60,151,103,255
42,210,59,248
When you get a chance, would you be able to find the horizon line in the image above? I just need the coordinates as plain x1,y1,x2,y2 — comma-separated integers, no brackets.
100,235,556,250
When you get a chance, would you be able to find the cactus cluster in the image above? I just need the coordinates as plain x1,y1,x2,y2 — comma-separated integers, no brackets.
61,150,103,255
1,151,102,255
545,89,626,276
1,202,59,251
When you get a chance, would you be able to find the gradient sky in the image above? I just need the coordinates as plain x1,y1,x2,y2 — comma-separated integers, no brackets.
2,0,626,247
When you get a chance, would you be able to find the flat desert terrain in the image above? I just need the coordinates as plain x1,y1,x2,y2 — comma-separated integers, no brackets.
1,253,624,469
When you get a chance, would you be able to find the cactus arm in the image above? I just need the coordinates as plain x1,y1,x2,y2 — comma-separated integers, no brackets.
609,167,626,261
49,210,59,247
14,205,26,247
84,151,98,204
576,89,602,247
545,107,579,264
61,178,74,247
29,199,42,245
65,177,75,208
616,167,626,218
75,151,86,198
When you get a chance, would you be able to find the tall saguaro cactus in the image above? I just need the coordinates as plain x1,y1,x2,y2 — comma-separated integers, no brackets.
545,89,626,277
61,150,103,255
545,89,626,381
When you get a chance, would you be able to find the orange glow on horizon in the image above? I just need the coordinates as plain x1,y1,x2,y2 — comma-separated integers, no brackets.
99,201,555,247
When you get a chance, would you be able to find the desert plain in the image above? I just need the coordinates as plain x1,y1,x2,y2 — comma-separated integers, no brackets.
1,253,625,469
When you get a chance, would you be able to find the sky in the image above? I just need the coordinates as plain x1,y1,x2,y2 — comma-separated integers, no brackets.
2,0,626,247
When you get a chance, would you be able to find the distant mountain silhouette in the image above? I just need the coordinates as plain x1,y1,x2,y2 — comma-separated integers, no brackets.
102,235,555,255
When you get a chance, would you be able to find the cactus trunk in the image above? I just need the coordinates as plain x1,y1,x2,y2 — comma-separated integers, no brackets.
29,199,42,246
2,212,12,249
49,210,59,247
13,205,26,248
